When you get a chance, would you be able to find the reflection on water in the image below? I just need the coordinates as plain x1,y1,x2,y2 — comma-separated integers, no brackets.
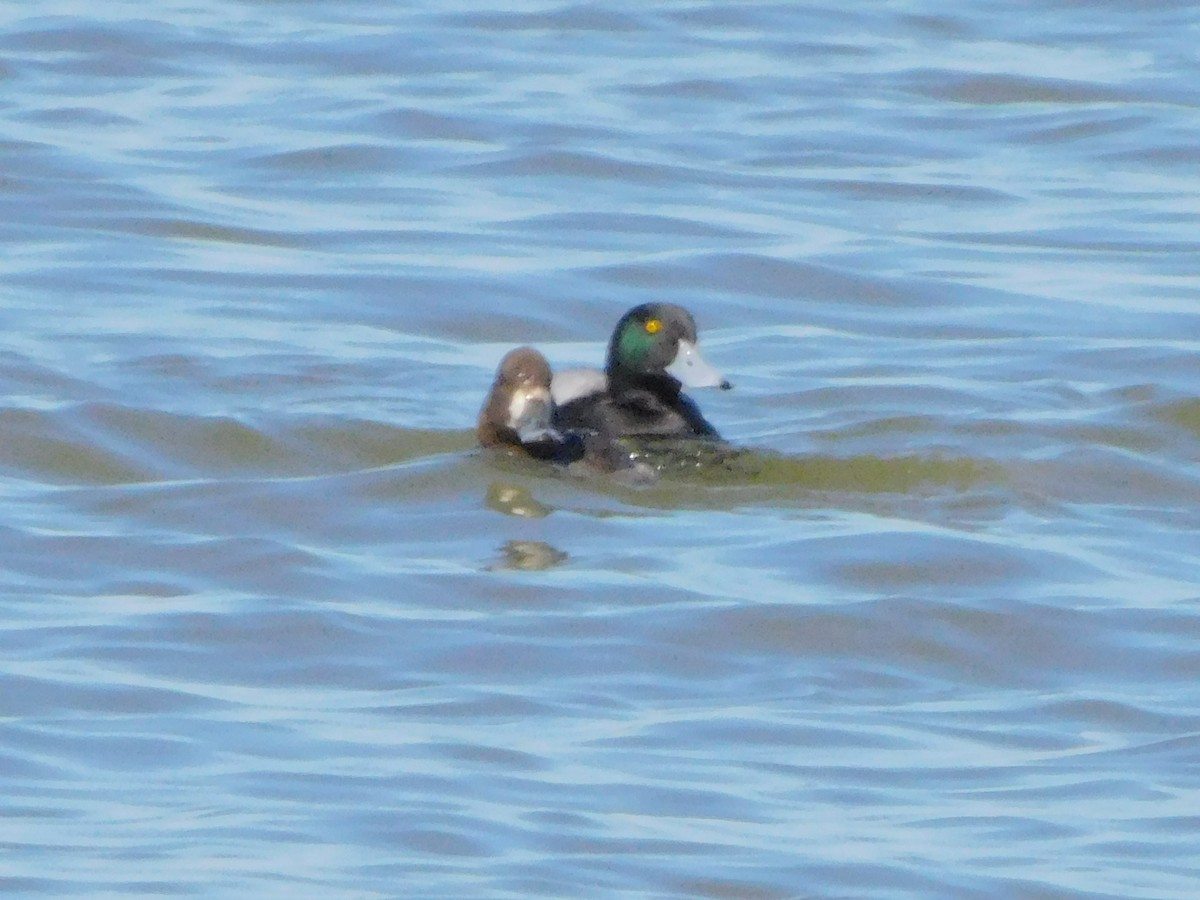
485,481,552,519
488,539,569,572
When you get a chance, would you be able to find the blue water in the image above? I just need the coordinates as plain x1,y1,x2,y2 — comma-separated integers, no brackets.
2,2,1199,897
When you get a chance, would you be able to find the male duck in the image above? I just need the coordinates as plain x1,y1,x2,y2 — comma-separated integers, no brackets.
552,303,731,440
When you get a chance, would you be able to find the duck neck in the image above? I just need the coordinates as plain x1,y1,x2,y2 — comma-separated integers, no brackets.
609,367,681,400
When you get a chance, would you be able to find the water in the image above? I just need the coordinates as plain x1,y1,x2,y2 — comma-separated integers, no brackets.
2,2,1199,897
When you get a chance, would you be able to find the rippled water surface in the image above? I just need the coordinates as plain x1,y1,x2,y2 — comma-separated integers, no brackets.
3,2,1199,897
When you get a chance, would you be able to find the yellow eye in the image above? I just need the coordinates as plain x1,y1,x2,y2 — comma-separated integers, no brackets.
645,319,662,334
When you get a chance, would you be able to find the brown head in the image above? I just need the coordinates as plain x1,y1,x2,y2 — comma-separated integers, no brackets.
477,346,556,448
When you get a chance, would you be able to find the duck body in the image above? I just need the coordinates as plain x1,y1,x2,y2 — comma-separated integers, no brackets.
552,303,730,441
554,375,720,439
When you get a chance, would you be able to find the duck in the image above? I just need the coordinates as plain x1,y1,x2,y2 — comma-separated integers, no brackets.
478,346,582,463
551,303,731,440
478,346,647,476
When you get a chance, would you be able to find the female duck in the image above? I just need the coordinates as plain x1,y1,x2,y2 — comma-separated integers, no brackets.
478,346,580,462
552,303,731,440
478,346,644,475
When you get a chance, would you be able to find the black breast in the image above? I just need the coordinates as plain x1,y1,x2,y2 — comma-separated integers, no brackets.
554,386,721,440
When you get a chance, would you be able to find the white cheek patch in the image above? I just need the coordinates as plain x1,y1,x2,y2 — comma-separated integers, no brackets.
507,391,528,425
508,387,552,429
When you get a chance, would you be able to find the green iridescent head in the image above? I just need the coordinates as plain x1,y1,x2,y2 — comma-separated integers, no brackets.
607,303,730,391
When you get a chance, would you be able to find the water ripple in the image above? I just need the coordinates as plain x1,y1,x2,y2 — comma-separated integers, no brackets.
3,1,1199,896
